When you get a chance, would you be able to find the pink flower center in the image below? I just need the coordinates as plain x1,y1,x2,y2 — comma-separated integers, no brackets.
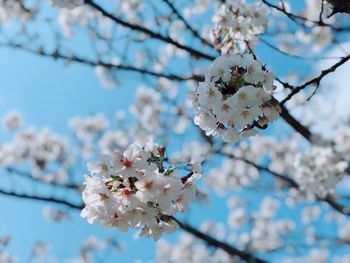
123,189,131,196
123,159,133,168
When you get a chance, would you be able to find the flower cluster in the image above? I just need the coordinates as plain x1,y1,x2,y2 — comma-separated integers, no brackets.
99,130,129,154
130,86,165,133
228,197,295,252
0,127,71,184
210,0,268,54
206,158,259,194
0,252,18,263
293,146,347,198
157,233,233,263
2,111,23,131
69,114,109,142
0,0,34,24
81,143,200,240
192,54,279,143
184,0,210,19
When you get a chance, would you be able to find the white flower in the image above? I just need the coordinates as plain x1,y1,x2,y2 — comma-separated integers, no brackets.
197,82,223,107
212,97,236,124
192,54,278,143
233,85,263,108
228,208,247,229
87,155,113,178
2,111,24,131
113,143,150,178
244,61,265,83
262,105,280,122
233,105,262,130
222,128,240,143
81,176,114,225
193,110,217,135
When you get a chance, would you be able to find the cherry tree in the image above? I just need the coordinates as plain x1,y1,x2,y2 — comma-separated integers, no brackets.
1,0,350,262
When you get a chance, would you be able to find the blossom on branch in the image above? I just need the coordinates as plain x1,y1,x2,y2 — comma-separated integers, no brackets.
81,142,201,240
293,146,347,198
210,0,268,54
192,54,280,143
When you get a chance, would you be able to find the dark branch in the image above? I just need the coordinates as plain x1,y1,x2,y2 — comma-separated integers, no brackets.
216,151,350,216
326,0,350,15
0,42,203,82
281,54,350,105
4,167,80,190
0,189,84,210
171,217,267,263
279,104,312,141
84,0,216,61
162,0,215,49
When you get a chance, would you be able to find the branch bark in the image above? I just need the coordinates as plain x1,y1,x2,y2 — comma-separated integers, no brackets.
326,0,350,15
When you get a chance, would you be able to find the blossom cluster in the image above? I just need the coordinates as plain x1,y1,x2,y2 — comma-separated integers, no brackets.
2,111,23,131
0,126,72,184
130,86,165,133
293,146,347,198
69,114,110,142
156,196,296,263
81,143,200,240
184,0,210,19
157,233,233,263
192,54,279,143
206,158,259,194
58,4,111,39
228,197,295,252
0,252,18,263
0,0,34,24
210,0,268,54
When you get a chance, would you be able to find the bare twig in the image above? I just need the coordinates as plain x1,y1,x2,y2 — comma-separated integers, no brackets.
281,54,350,105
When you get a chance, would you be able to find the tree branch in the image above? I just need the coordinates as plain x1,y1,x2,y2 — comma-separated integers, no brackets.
84,0,216,60
216,150,350,216
279,104,312,141
281,54,350,105
0,189,83,209
0,42,203,82
4,167,80,190
162,0,215,49
326,0,350,15
171,217,267,263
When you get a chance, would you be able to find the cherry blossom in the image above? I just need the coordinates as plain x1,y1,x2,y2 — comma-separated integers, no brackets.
2,111,24,131
193,54,279,143
293,146,347,198
211,0,268,54
81,142,201,240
